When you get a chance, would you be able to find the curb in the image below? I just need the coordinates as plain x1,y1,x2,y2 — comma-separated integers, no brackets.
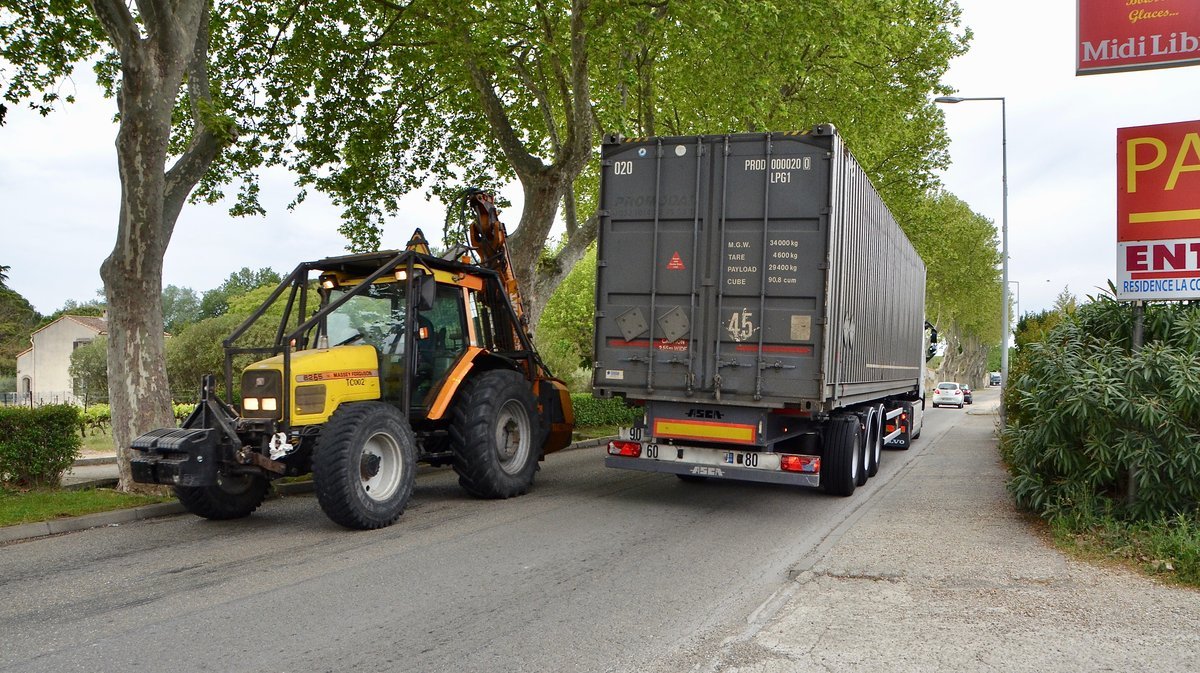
0,502,186,545
73,456,117,466
3,436,615,545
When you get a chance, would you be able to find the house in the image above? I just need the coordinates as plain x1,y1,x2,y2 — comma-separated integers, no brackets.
13,315,107,406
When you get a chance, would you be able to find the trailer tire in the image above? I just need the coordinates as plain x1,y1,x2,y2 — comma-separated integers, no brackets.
174,472,269,520
867,403,884,477
450,369,541,499
313,402,416,530
822,414,861,496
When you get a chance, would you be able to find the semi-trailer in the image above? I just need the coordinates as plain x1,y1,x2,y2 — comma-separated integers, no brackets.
593,125,933,494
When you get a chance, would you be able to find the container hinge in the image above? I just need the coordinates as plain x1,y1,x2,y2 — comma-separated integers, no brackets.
597,260,608,268
597,209,609,217
760,361,797,371
818,262,829,270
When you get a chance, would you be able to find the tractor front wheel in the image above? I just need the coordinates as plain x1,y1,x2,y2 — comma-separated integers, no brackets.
175,472,269,521
313,402,416,530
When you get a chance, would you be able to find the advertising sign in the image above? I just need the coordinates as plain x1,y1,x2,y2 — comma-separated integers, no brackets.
1078,0,1200,75
1116,119,1200,301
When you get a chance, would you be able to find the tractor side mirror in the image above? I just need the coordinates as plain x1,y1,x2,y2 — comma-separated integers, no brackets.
414,273,436,312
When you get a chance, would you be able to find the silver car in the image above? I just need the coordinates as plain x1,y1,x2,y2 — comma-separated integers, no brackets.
932,381,964,409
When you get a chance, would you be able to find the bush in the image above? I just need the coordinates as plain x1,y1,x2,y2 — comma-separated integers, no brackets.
0,405,82,487
1004,293,1200,522
571,394,641,427
81,403,111,436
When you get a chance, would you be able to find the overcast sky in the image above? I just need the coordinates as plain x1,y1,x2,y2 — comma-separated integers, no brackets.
2,0,1197,318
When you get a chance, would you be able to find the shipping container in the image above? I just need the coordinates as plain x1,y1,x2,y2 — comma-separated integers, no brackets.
595,125,930,495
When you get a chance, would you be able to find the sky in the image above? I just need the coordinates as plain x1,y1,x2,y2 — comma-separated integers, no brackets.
1,0,1198,319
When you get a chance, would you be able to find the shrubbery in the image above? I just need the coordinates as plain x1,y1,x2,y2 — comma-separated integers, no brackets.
1004,292,1200,522
0,404,82,486
571,394,641,427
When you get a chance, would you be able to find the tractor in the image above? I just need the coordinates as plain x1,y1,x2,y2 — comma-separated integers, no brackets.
130,190,574,529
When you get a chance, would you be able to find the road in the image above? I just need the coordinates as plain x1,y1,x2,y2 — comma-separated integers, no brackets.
0,397,973,673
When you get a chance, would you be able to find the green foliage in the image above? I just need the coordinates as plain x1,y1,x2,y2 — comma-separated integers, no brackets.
1004,294,1200,522
0,287,39,376
198,267,281,320
0,405,82,487
1051,510,1200,587
571,394,641,427
162,284,202,334
537,245,596,391
69,336,109,405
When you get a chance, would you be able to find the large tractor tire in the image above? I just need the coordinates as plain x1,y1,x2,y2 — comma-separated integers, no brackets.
175,472,269,520
449,369,542,499
822,414,862,497
867,403,884,477
313,402,416,530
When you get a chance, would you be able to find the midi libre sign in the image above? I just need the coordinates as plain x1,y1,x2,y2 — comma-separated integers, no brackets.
1078,0,1200,75
1116,119,1200,301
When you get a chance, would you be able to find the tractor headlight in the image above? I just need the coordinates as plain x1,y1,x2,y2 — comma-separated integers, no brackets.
241,370,283,419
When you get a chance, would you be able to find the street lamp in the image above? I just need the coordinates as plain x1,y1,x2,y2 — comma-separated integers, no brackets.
935,95,1009,423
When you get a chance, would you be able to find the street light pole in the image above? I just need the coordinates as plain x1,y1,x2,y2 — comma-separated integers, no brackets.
935,95,1009,424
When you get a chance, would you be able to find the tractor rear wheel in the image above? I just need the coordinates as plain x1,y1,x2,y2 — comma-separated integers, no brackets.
449,369,542,499
313,402,416,530
175,472,269,520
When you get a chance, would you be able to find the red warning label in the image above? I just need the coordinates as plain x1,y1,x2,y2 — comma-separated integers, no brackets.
667,252,686,270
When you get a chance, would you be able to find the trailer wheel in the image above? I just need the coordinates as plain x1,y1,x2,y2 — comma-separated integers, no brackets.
174,472,269,520
867,403,884,477
822,414,861,496
450,369,542,499
313,402,416,530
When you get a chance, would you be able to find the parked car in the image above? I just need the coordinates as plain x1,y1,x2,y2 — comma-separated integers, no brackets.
989,372,1001,386
960,383,973,404
932,381,964,408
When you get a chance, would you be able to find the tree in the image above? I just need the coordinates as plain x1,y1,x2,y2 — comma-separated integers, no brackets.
0,287,39,376
69,336,109,405
161,284,201,334
197,267,281,320
3,1,237,490
203,0,968,328
0,264,9,289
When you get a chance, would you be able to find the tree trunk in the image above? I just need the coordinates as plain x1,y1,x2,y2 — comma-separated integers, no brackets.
91,0,223,491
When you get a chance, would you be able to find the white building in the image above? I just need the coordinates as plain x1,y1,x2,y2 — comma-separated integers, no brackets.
13,315,107,406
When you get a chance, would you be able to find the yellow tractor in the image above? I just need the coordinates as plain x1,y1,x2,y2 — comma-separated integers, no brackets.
131,190,574,529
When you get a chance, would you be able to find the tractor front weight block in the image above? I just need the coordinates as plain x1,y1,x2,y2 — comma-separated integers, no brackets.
130,427,222,487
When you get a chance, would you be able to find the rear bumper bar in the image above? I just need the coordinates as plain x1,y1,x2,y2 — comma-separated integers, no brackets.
605,455,820,488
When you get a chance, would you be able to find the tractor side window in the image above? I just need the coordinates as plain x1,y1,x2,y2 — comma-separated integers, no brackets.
469,290,496,350
413,284,467,402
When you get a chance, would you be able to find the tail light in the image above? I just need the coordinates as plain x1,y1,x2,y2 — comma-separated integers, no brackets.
608,440,641,457
781,455,820,473
954,390,961,395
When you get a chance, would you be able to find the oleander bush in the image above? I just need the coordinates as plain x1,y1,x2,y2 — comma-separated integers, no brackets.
0,405,82,487
1003,290,1200,522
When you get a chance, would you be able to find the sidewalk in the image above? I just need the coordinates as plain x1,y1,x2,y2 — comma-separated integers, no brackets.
697,397,1200,672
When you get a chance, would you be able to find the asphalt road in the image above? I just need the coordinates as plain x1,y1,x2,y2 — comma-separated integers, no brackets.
0,401,966,673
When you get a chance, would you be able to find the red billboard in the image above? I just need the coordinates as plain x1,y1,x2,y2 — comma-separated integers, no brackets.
1078,0,1200,75
1116,120,1200,301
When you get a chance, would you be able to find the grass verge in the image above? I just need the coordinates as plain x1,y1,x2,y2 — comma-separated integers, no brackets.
0,487,174,528
572,425,619,442
1051,513,1200,588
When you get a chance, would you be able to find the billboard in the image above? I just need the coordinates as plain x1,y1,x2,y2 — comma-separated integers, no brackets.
1078,0,1200,75
1116,119,1200,301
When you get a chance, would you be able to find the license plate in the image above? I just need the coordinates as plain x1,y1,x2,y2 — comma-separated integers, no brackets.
724,451,769,469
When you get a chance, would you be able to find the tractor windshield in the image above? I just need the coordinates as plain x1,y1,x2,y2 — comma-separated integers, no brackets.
325,281,407,355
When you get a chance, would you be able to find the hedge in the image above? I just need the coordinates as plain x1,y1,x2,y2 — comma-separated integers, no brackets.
0,405,82,487
1004,294,1200,522
571,394,642,427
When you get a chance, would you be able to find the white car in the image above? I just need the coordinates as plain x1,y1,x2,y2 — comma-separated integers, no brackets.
931,381,965,408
